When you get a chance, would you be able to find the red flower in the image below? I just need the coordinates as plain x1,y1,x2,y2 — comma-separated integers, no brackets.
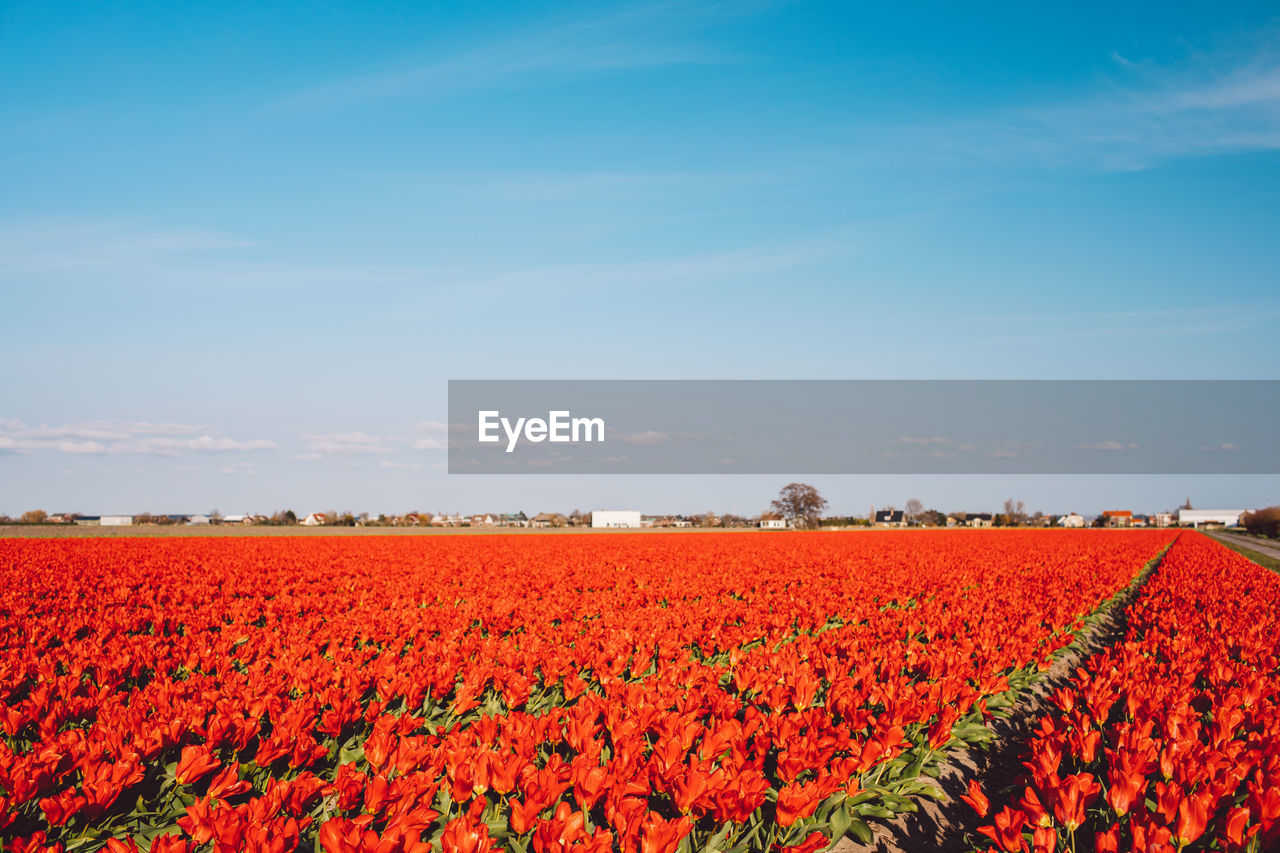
1224,805,1253,847
206,763,251,800
510,796,545,836
639,813,691,853
1105,765,1145,817
977,806,1027,853
1174,790,1211,846
1052,774,1100,832
780,830,828,853
775,781,822,827
960,779,989,818
532,802,587,853
441,817,500,853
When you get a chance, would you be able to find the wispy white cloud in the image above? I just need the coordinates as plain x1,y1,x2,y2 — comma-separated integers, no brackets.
299,432,396,456
0,418,276,456
899,436,952,445
1076,440,1140,452
0,211,842,302
280,1,760,109
289,423,456,459
616,430,670,446
467,236,849,294
0,221,260,275
138,436,277,455
417,168,781,205
913,32,1280,171
378,459,423,470
412,421,448,451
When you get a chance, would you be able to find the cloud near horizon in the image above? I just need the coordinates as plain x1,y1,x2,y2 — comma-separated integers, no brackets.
0,419,277,457
1076,440,1141,452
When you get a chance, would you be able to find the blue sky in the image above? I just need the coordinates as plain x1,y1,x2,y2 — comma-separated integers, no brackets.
2,1,1278,517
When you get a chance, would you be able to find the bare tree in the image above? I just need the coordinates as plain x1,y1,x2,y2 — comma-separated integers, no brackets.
770,483,828,529
1002,498,1026,525
904,498,924,521
20,509,48,524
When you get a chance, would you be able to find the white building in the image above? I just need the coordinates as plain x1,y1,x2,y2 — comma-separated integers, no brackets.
1058,513,1085,528
759,518,788,529
592,510,642,529
300,512,326,527
100,515,133,526
1177,509,1244,527
187,515,211,526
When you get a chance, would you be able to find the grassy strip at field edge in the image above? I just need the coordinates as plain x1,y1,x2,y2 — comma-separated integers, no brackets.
1204,532,1280,575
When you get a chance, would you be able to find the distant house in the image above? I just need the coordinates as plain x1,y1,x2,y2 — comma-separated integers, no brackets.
221,514,249,525
1102,510,1133,528
759,517,788,529
873,509,905,527
592,510,642,529
300,512,325,527
1059,513,1085,528
100,515,133,526
531,512,566,528
1152,512,1173,528
966,513,994,529
187,515,211,526
1177,509,1244,528
470,514,496,527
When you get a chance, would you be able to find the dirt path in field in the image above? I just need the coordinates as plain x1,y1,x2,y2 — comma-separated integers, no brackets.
834,543,1171,853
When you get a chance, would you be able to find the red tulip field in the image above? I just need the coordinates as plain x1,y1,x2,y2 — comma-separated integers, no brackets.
968,533,1280,853
1,530,1276,853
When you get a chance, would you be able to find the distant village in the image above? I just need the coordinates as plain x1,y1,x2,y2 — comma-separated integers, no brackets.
2,504,1251,530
